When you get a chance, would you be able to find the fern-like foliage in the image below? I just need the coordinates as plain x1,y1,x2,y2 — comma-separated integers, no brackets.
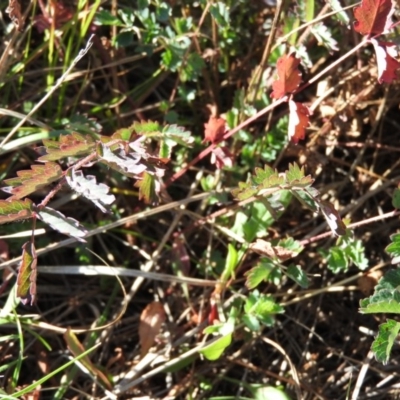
3,163,63,200
38,132,96,162
1,118,196,304
232,163,346,236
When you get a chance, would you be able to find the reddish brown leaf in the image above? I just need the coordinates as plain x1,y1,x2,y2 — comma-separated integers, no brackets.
270,54,302,99
6,0,24,31
139,301,166,358
17,240,37,305
203,116,227,144
288,101,310,144
371,39,400,83
354,0,393,35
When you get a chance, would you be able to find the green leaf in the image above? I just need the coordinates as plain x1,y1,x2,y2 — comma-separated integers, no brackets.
392,188,400,209
286,265,309,288
95,10,124,26
38,132,96,161
371,319,400,364
135,171,158,204
360,269,400,314
245,260,276,289
304,0,315,21
291,187,319,212
0,199,33,224
242,314,261,332
17,240,37,305
386,233,400,264
327,0,350,25
4,163,63,200
64,329,112,389
324,247,348,273
210,2,230,27
200,334,232,361
221,244,238,283
37,207,88,240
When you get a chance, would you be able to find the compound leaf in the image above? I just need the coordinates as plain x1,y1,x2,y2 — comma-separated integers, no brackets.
65,169,115,212
4,163,63,199
37,207,88,240
97,144,147,177
38,132,96,161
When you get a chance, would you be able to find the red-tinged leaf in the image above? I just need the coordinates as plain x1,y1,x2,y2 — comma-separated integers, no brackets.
139,302,166,358
38,132,96,162
288,101,310,143
203,116,227,144
17,240,37,305
371,39,400,83
210,146,234,169
4,163,63,200
0,199,33,224
64,328,112,390
270,54,302,99
6,0,23,31
354,0,394,36
135,171,160,204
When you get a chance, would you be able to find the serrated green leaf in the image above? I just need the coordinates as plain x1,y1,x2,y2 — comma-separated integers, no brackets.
286,163,304,182
38,133,96,162
231,184,258,201
253,165,277,185
360,270,400,314
132,120,162,135
4,163,63,199
0,199,33,224
371,319,400,364
286,265,309,288
325,247,348,273
17,240,37,305
37,207,88,241
245,261,275,289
